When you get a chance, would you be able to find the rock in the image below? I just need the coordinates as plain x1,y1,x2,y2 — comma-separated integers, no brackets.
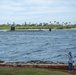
0,60,4,63
26,60,55,64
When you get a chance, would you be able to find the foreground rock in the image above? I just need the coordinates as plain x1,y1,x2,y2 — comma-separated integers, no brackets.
0,63,76,70
0,60,4,63
0,60,76,70
26,60,65,64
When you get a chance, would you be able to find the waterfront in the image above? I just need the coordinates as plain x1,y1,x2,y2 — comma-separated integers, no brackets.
0,29,76,64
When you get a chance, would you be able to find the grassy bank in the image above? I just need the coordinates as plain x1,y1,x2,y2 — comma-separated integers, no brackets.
0,24,76,30
0,67,71,75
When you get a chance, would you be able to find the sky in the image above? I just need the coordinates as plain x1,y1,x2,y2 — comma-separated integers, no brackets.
0,0,76,24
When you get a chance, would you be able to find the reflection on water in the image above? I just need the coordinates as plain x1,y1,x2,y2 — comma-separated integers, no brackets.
0,29,76,64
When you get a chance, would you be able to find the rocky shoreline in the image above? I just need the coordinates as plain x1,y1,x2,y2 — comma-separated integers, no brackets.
26,60,65,64
0,60,65,64
0,60,76,70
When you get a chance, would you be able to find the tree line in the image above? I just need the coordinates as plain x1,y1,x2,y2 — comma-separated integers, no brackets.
0,21,76,30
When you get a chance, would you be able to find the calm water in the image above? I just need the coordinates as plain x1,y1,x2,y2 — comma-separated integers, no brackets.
0,29,76,64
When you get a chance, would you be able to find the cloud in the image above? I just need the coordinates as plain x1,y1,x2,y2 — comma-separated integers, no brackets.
0,0,76,24
0,0,75,14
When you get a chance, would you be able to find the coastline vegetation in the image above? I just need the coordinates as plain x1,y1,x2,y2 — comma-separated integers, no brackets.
0,21,76,30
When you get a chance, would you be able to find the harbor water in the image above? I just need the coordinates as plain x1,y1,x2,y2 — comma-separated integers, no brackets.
0,29,76,64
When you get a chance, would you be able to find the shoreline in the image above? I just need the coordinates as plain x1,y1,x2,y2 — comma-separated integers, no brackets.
0,63,76,75
0,62,76,70
0,60,76,65
0,60,76,70
1,28,76,31
0,60,67,64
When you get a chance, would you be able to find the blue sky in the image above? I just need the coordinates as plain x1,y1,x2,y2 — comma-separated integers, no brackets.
0,0,76,24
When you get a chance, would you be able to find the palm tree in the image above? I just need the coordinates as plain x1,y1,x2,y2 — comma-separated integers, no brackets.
49,21,52,25
62,22,64,25
56,22,60,25
7,22,10,26
65,22,68,25
54,21,56,25
29,22,31,25
13,22,15,26
69,22,71,25
24,22,27,26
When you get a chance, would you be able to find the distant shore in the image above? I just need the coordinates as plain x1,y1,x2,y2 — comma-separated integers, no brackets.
0,24,76,30
1,28,76,32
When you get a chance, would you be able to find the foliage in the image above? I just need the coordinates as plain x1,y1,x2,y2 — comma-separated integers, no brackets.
0,23,76,30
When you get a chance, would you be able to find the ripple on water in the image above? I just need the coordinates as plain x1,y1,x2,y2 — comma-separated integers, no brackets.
0,30,76,63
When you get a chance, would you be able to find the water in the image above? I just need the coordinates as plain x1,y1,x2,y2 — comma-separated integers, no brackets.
0,29,76,64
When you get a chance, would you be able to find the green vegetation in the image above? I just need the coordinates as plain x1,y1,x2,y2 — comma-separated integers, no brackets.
0,67,71,75
0,21,76,30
